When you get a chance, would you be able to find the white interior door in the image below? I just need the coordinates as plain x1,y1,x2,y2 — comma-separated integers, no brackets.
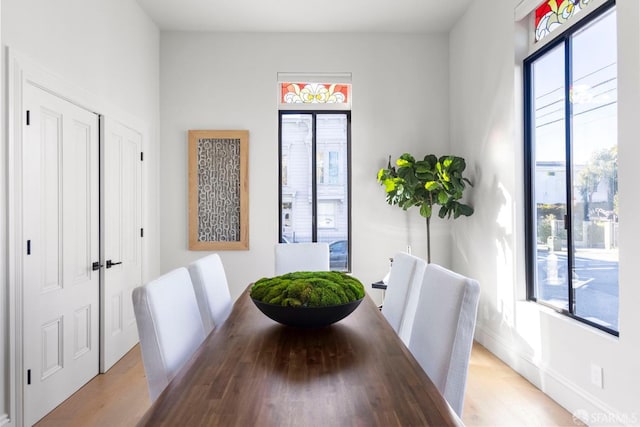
101,119,143,372
22,83,100,426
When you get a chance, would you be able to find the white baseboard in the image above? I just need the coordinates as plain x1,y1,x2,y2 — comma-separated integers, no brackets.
474,324,632,427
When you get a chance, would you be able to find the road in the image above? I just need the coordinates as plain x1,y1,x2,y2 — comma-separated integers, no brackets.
537,249,619,330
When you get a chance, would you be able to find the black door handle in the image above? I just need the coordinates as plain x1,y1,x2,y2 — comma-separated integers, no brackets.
106,260,123,269
92,261,104,271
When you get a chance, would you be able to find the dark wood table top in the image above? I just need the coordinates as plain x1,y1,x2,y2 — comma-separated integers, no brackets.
138,288,463,427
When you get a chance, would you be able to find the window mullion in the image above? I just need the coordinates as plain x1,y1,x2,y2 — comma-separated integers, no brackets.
278,112,284,243
564,35,576,315
523,60,536,300
311,113,318,242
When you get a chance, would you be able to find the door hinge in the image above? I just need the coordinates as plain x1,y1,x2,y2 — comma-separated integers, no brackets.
140,228,144,238
27,240,31,255
26,110,30,126
140,152,144,161
27,369,31,385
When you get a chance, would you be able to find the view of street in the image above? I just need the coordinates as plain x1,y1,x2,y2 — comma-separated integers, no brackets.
537,248,618,330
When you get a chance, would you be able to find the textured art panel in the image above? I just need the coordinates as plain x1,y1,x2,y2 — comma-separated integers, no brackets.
196,138,240,242
189,130,249,250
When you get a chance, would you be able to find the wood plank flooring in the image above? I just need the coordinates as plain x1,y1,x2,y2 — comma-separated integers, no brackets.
35,346,150,427
463,343,581,426
36,342,579,426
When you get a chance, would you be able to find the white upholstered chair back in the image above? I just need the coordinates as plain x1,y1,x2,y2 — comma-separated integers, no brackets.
397,256,428,344
274,242,330,275
381,252,427,343
132,267,206,401
408,263,480,416
188,254,233,335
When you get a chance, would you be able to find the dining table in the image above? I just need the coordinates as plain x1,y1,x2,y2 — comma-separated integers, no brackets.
138,286,463,426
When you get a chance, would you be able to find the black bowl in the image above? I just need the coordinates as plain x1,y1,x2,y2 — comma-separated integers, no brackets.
251,297,364,328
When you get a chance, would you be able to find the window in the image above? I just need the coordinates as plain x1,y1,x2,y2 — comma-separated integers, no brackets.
279,111,351,271
535,0,594,42
524,1,618,335
281,82,350,105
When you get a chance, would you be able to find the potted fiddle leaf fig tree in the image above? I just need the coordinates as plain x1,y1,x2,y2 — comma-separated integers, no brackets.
377,153,474,263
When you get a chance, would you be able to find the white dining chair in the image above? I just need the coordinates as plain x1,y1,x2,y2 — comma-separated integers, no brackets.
408,263,480,416
132,267,206,401
396,255,428,344
274,242,330,275
381,252,427,344
188,253,233,335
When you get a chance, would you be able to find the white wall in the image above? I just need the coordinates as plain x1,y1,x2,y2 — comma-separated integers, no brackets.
0,4,5,426
1,0,160,424
451,0,640,421
159,32,452,300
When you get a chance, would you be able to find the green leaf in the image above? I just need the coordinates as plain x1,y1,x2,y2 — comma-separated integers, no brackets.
401,199,415,210
425,181,439,191
416,170,434,179
383,178,396,192
377,168,385,182
415,160,432,174
403,170,419,186
437,191,448,205
424,154,438,167
459,204,474,216
438,205,448,218
419,203,432,218
449,157,466,173
451,180,463,193
399,153,415,163
396,158,411,167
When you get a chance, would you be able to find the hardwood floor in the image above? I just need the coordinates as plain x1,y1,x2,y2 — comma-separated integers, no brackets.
35,346,149,427
37,342,578,426
463,343,582,426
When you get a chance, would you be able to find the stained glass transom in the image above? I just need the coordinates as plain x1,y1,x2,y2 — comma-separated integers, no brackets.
281,82,349,104
535,0,592,42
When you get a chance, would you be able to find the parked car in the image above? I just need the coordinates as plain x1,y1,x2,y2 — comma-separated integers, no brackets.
329,240,348,271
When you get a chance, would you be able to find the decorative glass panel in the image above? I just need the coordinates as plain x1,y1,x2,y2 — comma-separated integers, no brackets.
281,83,349,104
535,0,592,42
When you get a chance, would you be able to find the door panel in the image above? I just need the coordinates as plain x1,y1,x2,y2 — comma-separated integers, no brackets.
101,119,143,372
23,83,99,426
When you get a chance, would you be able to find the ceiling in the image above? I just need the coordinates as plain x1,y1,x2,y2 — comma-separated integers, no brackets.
135,0,473,33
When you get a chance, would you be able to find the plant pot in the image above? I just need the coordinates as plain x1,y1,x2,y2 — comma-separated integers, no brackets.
251,297,364,328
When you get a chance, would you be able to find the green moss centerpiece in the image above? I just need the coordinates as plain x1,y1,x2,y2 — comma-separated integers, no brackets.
250,271,365,328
